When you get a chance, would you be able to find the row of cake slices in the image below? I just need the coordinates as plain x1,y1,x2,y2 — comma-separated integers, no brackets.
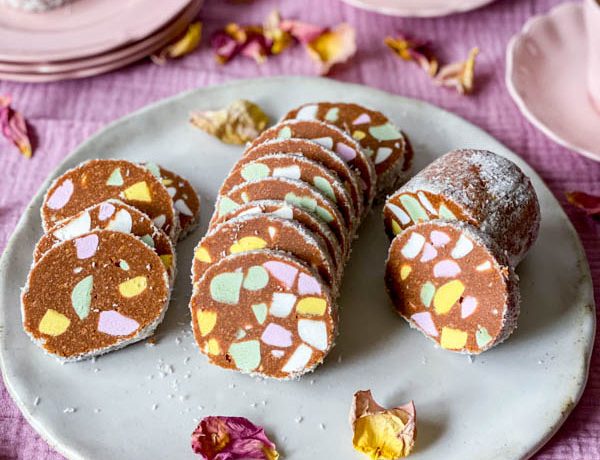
189,102,412,380
383,149,541,355
20,159,201,361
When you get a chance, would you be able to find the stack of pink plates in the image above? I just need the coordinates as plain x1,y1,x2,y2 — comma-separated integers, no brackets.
0,0,203,82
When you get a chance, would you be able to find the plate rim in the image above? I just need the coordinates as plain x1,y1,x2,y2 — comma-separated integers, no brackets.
505,2,600,163
339,0,496,17
0,76,595,460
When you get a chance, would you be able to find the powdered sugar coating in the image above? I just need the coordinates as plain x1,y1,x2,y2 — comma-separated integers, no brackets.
385,149,540,265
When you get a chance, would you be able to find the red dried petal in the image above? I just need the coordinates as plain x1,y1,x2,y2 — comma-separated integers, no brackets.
0,95,32,158
191,416,279,460
566,191,600,217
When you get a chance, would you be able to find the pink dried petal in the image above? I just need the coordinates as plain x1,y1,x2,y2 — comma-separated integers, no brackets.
280,19,327,45
566,191,600,218
0,95,32,158
211,29,244,64
435,47,479,95
240,35,270,64
305,23,356,75
191,416,279,460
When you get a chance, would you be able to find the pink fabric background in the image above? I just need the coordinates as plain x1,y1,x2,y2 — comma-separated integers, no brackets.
1,0,599,458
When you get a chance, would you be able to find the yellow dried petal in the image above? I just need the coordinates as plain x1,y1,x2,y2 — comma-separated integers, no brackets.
351,390,416,459
306,23,356,75
151,22,202,65
190,99,269,145
435,47,479,95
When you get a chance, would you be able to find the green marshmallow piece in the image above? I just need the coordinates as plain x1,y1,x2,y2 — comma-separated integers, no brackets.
251,303,267,324
140,234,155,248
315,206,334,223
71,275,93,320
228,340,261,371
399,195,429,224
145,162,161,178
243,266,269,291
106,168,124,186
277,126,292,139
241,163,270,182
420,282,436,308
439,204,458,220
119,260,130,271
210,272,244,305
218,197,239,217
476,326,493,348
285,193,317,213
325,107,339,122
369,123,402,141
313,176,336,202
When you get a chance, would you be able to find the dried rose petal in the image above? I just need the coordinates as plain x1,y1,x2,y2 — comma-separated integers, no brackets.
305,23,356,75
350,390,416,459
0,95,32,158
435,47,479,95
263,10,294,55
211,23,270,64
280,19,327,45
566,191,600,218
151,22,202,65
384,34,438,76
190,99,269,145
191,416,279,460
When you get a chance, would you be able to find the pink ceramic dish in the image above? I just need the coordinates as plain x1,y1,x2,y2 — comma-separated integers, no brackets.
0,0,192,63
339,0,496,17
506,2,600,163
0,0,202,76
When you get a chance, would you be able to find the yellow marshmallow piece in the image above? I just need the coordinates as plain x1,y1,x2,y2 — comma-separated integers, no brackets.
229,236,267,254
391,219,402,235
160,254,173,269
122,181,152,202
119,276,148,298
197,310,217,337
38,309,70,336
400,264,412,280
206,338,221,355
440,327,468,350
433,279,465,315
353,130,366,140
195,246,212,263
296,297,327,316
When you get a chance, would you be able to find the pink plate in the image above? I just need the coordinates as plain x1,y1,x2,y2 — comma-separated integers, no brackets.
339,0,496,17
0,0,191,63
0,0,202,82
506,2,600,163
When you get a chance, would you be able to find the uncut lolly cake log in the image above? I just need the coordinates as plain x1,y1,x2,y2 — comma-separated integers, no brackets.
248,119,377,210
283,102,413,195
218,153,357,230
383,149,540,265
22,230,171,361
190,250,336,379
212,177,350,260
144,162,201,239
218,199,343,273
244,139,364,220
34,200,176,284
192,214,338,291
42,159,179,240
385,220,520,354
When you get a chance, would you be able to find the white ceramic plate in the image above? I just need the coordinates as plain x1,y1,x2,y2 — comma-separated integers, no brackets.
339,0,496,17
506,2,600,163
0,77,594,460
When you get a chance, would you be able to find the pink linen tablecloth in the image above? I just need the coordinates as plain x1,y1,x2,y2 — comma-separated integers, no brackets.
1,0,599,458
